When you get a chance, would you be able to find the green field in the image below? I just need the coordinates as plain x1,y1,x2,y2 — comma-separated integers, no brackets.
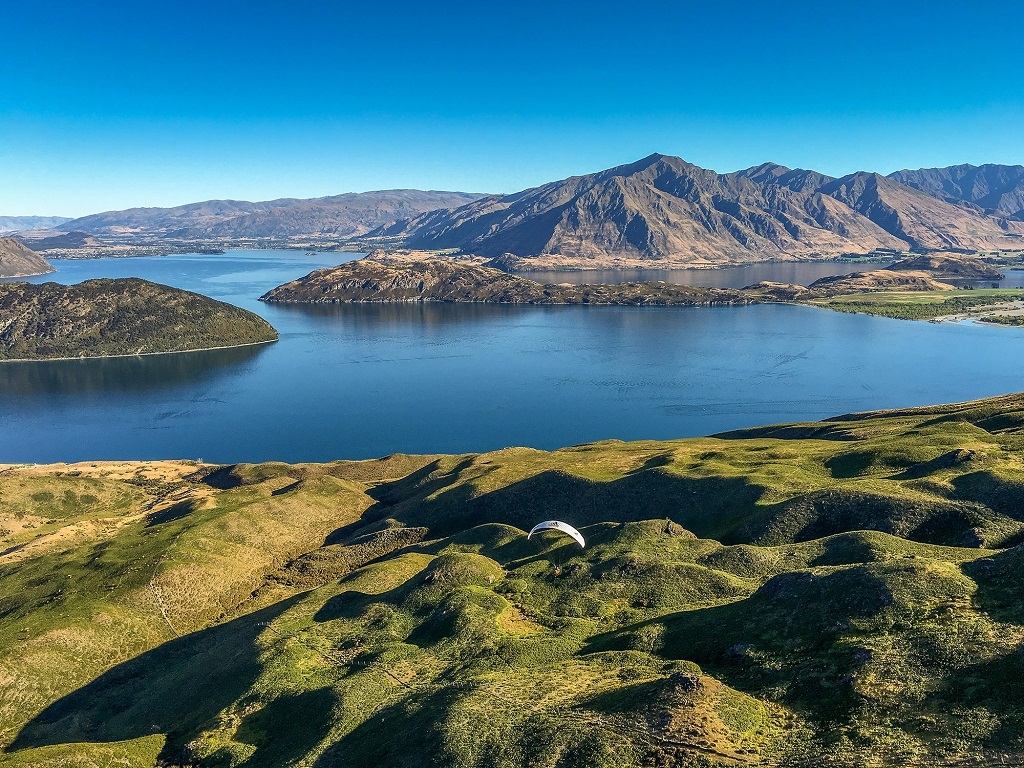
6,395,1024,765
805,289,1024,320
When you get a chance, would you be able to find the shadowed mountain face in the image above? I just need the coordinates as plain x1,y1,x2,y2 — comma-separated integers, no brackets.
371,154,1024,266
57,190,487,239
890,164,1024,220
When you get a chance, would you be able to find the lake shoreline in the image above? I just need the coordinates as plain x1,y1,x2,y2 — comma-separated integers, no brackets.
0,337,277,365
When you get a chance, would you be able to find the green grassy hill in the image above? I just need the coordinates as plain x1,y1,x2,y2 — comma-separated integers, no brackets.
6,394,1024,765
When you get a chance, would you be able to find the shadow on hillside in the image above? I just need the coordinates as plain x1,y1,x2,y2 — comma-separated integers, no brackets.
586,566,894,721
926,642,1024,729
311,686,461,768
930,548,1024,729
353,467,764,542
145,499,197,527
951,471,1024,520
231,688,340,768
734,488,1003,548
10,595,303,763
313,581,413,624
713,422,860,442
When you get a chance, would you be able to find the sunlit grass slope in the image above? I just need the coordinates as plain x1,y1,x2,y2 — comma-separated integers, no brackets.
806,288,1024,320
5,394,1024,765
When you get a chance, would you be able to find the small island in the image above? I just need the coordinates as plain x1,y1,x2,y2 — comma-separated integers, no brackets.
0,278,277,361
260,251,1024,323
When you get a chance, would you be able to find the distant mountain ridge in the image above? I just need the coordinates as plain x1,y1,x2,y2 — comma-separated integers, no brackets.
58,190,487,239
45,158,1024,267
888,163,1024,220
0,216,71,234
371,154,1024,267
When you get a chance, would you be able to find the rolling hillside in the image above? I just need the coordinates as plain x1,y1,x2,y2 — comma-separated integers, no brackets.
5,395,1024,765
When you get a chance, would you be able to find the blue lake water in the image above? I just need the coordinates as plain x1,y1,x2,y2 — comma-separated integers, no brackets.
2,250,1024,464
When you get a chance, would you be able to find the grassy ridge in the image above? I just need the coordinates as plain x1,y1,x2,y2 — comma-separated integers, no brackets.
6,395,1024,765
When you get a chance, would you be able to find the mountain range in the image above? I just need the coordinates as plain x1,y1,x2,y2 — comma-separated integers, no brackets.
53,190,485,240
890,163,1024,220
21,157,1024,267
372,155,1024,266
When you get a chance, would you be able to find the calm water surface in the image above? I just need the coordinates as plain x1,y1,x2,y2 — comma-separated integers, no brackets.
2,251,1024,463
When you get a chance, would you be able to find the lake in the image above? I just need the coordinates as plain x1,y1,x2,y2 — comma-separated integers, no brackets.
2,251,1024,464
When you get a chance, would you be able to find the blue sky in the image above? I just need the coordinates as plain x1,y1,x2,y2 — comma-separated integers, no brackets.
3,0,1023,216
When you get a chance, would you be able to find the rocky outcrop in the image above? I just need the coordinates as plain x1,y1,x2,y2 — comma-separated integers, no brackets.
0,238,54,278
808,270,954,295
888,252,1004,279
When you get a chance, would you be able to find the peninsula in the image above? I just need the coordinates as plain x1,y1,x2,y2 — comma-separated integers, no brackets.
0,237,54,278
260,252,1024,323
0,278,277,360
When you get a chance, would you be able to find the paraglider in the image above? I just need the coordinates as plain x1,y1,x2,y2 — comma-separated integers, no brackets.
527,520,586,548
528,521,585,574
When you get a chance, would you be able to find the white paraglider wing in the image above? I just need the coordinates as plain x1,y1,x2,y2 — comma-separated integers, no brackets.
527,520,586,548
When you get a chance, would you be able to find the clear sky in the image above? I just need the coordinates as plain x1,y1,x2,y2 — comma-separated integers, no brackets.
3,0,1023,216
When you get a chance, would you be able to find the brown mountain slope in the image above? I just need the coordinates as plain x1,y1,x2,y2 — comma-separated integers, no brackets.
377,154,910,266
372,155,1024,268
0,237,54,278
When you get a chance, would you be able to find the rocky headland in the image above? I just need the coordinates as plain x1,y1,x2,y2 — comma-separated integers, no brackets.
0,238,54,278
